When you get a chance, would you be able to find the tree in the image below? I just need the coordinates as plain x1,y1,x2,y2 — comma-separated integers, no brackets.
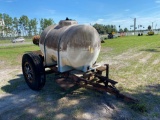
106,25,112,33
12,17,19,35
124,28,128,32
32,19,38,35
0,13,3,36
0,13,2,19
40,18,54,31
3,13,13,27
119,28,124,32
148,25,151,31
19,15,29,36
93,23,105,34
28,18,38,36
93,24,117,34
3,13,13,36
111,25,117,33
0,13,56,37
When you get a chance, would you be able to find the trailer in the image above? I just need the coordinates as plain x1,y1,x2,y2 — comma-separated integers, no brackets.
22,18,138,103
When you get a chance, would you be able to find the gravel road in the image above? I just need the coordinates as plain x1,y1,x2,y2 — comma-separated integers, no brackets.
0,41,32,47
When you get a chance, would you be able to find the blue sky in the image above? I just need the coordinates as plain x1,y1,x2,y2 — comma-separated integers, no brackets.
1,0,160,30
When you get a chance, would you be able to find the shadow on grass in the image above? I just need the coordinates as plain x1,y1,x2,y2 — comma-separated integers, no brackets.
140,48,160,52
0,73,160,120
0,73,81,119
128,84,160,118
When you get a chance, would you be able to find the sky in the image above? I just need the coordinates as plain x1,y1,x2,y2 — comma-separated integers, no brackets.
1,0,160,30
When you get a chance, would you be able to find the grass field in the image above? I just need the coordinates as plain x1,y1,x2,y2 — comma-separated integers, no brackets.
100,35,160,115
0,39,12,44
0,35,160,119
0,40,38,68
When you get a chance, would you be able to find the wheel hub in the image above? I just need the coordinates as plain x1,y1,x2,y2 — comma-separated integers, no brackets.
24,62,34,83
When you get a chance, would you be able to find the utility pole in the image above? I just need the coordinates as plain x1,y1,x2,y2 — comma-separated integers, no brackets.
150,21,156,31
134,18,136,35
129,17,136,35
155,24,157,30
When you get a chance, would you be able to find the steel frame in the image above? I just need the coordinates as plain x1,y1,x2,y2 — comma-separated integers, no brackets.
46,64,138,103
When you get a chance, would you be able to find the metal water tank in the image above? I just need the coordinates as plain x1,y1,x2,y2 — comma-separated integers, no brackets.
39,19,101,72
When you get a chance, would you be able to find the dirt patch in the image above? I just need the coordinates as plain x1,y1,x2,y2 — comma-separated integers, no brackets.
152,59,160,65
0,67,20,82
0,67,121,120
0,66,143,120
99,49,144,70
139,53,152,63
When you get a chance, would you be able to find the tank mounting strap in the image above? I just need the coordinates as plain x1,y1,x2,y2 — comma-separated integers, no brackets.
43,26,55,66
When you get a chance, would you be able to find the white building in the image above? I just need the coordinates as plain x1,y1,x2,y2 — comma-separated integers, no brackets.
0,19,5,37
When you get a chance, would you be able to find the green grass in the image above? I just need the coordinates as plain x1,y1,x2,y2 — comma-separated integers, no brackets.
0,39,12,44
100,35,160,56
0,43,39,94
0,44,39,67
99,35,160,118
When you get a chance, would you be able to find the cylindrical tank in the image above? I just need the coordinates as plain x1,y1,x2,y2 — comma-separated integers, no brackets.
39,19,101,72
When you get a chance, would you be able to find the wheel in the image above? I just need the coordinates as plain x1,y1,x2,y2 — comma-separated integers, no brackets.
22,53,46,90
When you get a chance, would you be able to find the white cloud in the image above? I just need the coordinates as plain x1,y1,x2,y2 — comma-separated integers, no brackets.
112,19,127,23
155,0,160,3
75,4,160,30
96,19,104,23
89,19,104,24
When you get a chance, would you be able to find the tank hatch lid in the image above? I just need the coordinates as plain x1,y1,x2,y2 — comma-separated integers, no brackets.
59,18,78,27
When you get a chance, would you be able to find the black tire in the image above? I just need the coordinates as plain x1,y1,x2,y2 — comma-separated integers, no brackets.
22,53,46,90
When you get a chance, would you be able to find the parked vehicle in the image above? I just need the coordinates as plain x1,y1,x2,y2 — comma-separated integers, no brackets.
108,33,118,39
12,37,25,43
148,31,154,36
108,33,113,39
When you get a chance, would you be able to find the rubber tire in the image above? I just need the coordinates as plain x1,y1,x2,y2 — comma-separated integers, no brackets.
22,53,46,91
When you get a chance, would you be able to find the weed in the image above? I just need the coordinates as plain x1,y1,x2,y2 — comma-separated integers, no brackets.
130,103,148,113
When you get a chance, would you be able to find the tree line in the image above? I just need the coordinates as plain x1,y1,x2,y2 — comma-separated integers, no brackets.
0,13,54,37
0,13,132,37
93,23,129,34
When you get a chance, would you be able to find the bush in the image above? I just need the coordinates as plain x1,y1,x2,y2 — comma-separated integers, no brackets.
138,33,143,36
148,31,154,36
